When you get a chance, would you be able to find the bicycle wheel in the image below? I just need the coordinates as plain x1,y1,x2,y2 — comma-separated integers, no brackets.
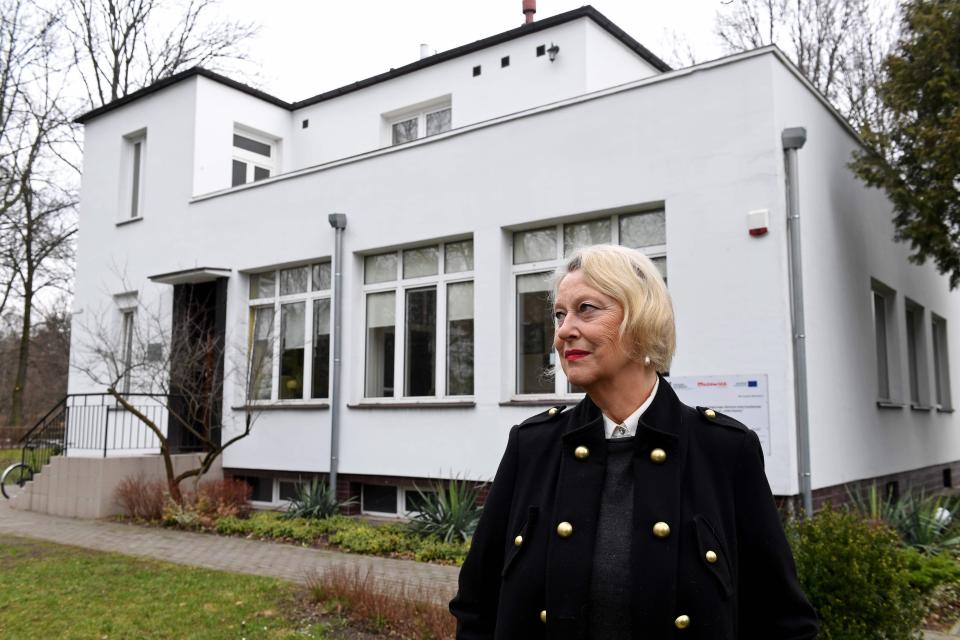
0,462,33,499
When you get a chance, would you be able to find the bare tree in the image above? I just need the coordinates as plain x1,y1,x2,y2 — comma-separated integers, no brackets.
65,0,258,107
75,285,262,503
714,0,899,133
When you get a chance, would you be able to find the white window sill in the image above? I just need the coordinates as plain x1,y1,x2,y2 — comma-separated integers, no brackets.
231,402,329,411
500,397,582,407
876,400,905,409
116,216,143,227
348,400,475,409
937,406,955,414
910,403,934,412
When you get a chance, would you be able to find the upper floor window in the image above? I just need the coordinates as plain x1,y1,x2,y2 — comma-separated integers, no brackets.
363,239,474,398
871,280,898,403
932,313,952,410
123,131,146,219
248,262,331,401
905,300,929,407
511,210,666,396
389,102,452,146
232,129,277,187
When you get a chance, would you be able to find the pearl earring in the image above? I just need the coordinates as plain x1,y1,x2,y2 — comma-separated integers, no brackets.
643,356,651,366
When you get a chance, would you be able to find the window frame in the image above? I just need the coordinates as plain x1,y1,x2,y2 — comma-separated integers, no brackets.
359,483,436,518
932,313,953,410
386,100,452,146
870,280,900,404
905,299,930,408
232,127,278,187
361,240,475,402
246,261,332,404
122,131,147,220
509,210,666,399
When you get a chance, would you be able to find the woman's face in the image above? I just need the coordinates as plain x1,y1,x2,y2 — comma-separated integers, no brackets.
553,270,634,391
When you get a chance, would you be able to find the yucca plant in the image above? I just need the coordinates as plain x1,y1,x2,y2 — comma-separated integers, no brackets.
408,477,484,543
847,482,960,554
283,478,355,520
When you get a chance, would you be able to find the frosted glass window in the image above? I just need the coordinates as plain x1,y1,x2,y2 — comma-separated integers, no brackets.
280,266,309,296
312,263,331,291
365,253,398,284
250,307,274,400
279,302,305,399
517,272,554,394
249,272,275,299
563,219,611,256
620,211,666,248
426,108,452,136
444,240,474,273
447,282,474,395
405,287,437,396
514,227,557,264
392,118,418,145
403,246,439,279
366,292,396,397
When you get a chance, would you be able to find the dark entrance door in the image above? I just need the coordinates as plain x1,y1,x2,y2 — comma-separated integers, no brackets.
168,278,227,453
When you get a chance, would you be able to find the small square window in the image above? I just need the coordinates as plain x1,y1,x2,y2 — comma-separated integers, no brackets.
536,44,546,57
501,56,510,68
472,65,481,77
362,484,398,514
302,119,309,129
235,475,273,502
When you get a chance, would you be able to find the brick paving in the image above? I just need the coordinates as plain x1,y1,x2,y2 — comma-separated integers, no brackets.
0,500,459,605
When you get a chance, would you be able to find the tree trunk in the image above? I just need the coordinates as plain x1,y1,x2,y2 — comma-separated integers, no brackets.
10,250,33,428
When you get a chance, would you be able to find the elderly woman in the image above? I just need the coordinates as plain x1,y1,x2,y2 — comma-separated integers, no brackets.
450,245,818,639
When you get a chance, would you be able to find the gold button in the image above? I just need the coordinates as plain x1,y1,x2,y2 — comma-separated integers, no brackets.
652,521,671,538
705,550,718,564
704,408,716,419
675,614,690,629
540,610,547,624
574,446,590,459
514,535,523,547
548,407,558,416
650,448,667,463
556,521,573,538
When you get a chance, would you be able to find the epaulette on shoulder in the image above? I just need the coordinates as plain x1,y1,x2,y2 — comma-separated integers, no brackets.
518,405,567,428
695,406,749,433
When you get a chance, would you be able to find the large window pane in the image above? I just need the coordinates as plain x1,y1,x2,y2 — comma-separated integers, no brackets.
233,134,272,157
447,282,474,395
444,240,474,273
365,253,398,284
620,211,666,248
933,316,951,407
514,227,557,264
130,141,142,217
249,272,275,299
232,160,247,187
874,292,889,400
392,118,418,145
405,287,437,396
279,302,305,399
312,263,331,291
403,246,439,279
280,266,309,295
426,108,451,136
906,307,920,404
312,299,331,399
249,307,274,400
563,219,611,256
517,272,554,394
366,292,396,397
362,484,398,513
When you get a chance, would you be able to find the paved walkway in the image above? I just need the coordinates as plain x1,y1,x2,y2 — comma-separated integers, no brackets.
0,500,459,604
2,500,959,637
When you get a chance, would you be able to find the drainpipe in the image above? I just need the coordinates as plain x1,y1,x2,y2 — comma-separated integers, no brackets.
782,127,813,518
327,213,347,497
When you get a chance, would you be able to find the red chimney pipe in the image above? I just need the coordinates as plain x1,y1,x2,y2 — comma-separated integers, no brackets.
523,0,536,24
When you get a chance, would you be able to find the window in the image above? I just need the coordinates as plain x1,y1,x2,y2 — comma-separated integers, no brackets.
871,281,898,402
123,132,146,219
120,309,136,394
501,56,510,67
932,314,952,409
511,211,666,396
360,483,437,516
905,300,929,406
390,103,452,145
232,129,277,187
363,240,474,399
234,475,273,502
247,262,331,401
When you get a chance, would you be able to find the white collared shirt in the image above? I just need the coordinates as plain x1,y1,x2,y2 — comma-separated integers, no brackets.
601,376,660,439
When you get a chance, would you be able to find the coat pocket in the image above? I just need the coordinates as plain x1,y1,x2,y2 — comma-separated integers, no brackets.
502,505,539,577
693,514,733,598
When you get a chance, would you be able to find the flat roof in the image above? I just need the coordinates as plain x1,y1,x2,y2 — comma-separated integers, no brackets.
75,5,670,124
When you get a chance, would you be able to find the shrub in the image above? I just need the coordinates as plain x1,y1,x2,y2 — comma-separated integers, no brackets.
215,511,324,545
413,537,471,565
847,482,960,554
328,522,418,556
305,566,454,639
407,477,484,542
114,475,167,521
902,547,960,596
283,478,355,520
790,507,926,640
192,478,252,520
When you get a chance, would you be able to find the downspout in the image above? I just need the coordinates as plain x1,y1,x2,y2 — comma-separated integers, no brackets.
327,213,347,497
782,127,813,517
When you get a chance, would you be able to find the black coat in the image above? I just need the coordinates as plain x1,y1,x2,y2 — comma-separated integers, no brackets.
450,377,818,639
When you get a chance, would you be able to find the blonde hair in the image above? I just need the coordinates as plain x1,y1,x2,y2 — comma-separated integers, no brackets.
553,244,675,372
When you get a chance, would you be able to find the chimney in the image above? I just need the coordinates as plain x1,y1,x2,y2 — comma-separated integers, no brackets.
420,43,430,60
523,0,536,24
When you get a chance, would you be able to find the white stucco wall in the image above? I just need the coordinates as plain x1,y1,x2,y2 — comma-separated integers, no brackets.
770,61,960,490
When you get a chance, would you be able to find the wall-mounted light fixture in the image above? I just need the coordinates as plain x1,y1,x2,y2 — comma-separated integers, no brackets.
547,43,560,62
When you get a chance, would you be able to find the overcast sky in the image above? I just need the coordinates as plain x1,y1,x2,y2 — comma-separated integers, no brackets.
229,0,729,102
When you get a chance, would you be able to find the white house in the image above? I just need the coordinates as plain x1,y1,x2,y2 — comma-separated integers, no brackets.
62,4,959,516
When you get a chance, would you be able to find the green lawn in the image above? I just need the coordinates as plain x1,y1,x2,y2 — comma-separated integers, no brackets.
0,448,21,467
0,535,331,639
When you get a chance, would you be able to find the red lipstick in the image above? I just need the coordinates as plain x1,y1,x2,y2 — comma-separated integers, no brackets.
565,349,590,361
